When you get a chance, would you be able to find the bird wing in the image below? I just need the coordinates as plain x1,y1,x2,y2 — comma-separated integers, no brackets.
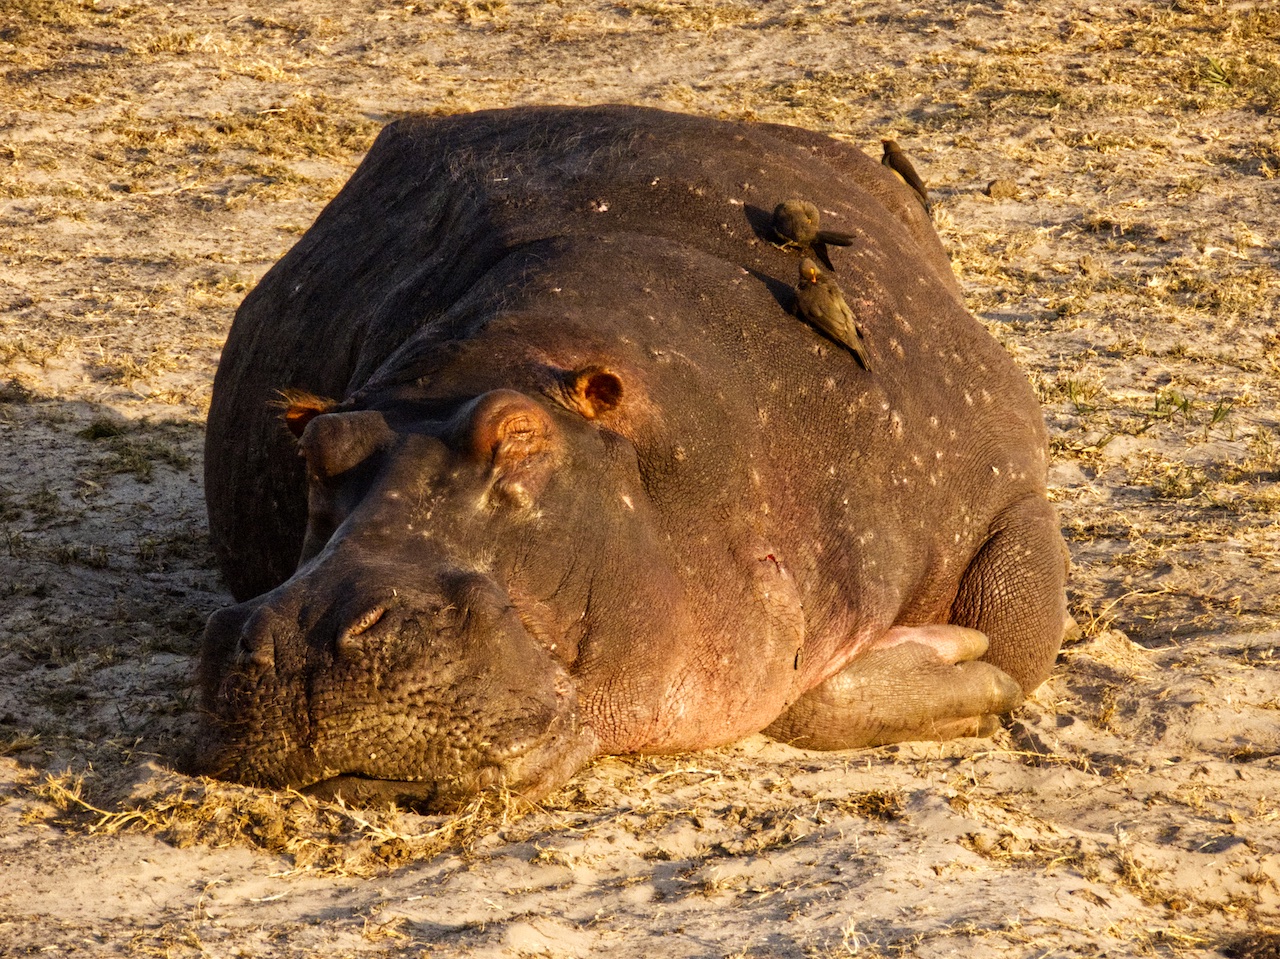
815,229,856,247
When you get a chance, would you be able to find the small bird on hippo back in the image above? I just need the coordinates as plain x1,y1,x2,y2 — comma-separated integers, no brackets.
881,139,932,215
793,257,872,372
770,198,856,272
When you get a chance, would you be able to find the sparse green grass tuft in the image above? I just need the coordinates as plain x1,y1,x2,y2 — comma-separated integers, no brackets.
77,419,194,483
77,417,128,440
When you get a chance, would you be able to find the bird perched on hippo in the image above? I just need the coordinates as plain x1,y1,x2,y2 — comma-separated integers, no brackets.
793,257,873,371
196,105,1071,811
771,197,857,271
882,138,933,214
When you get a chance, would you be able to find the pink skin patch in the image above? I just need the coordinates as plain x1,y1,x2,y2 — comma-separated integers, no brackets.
813,623,990,689
870,624,989,663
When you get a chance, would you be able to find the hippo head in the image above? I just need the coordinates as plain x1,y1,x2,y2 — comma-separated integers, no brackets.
196,368,655,810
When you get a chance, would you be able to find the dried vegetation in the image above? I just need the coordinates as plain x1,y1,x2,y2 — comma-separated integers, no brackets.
1,0,1279,956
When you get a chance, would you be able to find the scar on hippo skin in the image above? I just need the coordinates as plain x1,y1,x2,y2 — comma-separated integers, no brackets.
793,258,872,372
757,560,806,673
770,198,856,272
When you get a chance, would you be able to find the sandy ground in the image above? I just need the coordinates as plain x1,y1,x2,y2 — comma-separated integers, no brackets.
2,0,1279,955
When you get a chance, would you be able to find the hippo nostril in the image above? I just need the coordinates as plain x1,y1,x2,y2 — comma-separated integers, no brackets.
237,625,275,670
350,605,387,636
336,605,387,658
229,606,279,671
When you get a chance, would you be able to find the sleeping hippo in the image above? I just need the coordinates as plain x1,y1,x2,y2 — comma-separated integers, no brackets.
197,105,1070,810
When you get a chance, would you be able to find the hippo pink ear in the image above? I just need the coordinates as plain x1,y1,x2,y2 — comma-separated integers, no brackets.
279,390,339,439
562,367,623,419
461,390,557,506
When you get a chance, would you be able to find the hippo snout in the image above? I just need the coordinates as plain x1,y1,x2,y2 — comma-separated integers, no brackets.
194,569,596,811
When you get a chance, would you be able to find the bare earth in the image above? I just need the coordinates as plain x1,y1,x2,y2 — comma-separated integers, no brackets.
2,1,1279,956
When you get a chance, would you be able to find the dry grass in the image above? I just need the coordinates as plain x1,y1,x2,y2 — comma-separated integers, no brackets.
2,0,1280,955
34,767,536,878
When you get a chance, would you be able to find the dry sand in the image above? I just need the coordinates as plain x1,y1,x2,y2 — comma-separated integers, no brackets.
2,0,1279,955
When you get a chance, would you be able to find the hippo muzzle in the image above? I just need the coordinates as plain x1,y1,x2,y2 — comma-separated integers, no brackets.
196,563,598,811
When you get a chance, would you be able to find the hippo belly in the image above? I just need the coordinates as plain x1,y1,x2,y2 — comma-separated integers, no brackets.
196,105,1070,810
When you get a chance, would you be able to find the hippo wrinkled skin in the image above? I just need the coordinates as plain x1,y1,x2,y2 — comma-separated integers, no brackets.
197,105,1070,810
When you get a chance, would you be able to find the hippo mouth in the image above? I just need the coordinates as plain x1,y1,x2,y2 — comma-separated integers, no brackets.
303,772,492,810
194,640,601,813
250,676,602,813
195,703,598,813
196,555,608,811
298,715,600,812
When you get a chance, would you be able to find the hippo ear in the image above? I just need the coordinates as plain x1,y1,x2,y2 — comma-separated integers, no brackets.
561,366,623,419
279,390,339,439
299,410,397,478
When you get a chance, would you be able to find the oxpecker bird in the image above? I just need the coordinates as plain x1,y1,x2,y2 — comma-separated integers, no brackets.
794,258,872,372
881,139,932,215
771,198,856,272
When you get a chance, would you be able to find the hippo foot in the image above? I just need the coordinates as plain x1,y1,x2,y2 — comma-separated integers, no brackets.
764,625,1023,750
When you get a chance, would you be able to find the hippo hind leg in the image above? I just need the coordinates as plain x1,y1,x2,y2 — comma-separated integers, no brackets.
950,493,1071,695
764,626,1022,750
766,494,1070,751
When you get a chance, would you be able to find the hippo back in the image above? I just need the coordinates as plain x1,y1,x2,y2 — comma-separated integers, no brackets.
206,105,1024,605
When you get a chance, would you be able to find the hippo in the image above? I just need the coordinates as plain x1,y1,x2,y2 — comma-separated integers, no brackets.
197,105,1070,811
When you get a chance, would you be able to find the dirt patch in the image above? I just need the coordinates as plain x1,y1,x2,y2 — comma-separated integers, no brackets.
2,0,1278,955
